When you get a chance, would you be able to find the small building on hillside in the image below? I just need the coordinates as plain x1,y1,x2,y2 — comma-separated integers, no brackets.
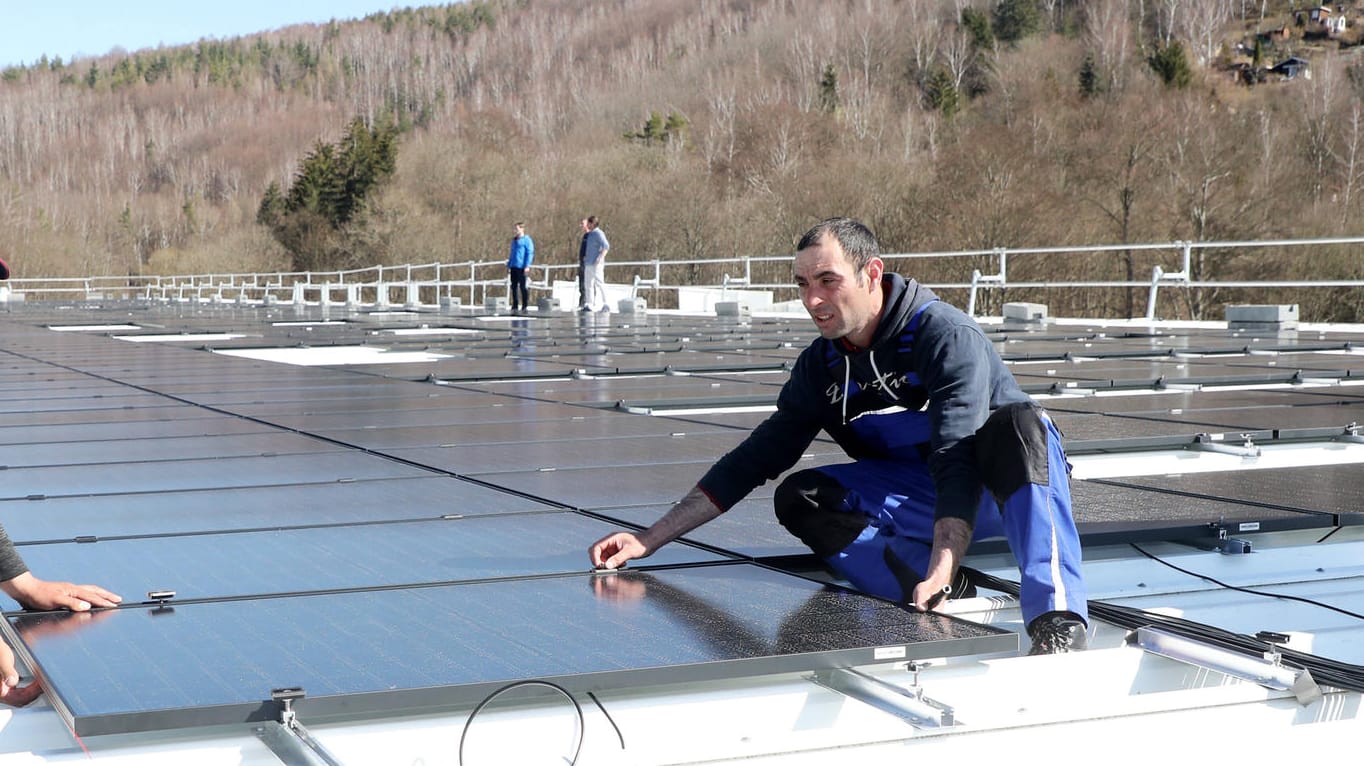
1270,55,1312,79
1298,6,1348,36
1257,25,1292,44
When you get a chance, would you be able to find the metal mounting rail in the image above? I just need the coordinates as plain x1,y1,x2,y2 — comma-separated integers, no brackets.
1188,432,1262,458
810,666,956,729
1131,627,1322,705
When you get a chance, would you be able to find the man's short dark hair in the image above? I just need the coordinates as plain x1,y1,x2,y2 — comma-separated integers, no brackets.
797,218,880,273
587,215,599,227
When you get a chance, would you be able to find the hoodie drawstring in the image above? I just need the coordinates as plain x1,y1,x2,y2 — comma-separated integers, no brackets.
841,359,851,425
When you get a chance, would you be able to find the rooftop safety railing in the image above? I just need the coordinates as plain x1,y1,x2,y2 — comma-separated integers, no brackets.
5,235,1364,320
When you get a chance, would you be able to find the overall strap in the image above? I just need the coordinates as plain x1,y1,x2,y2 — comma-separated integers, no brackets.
896,299,938,354
895,300,938,389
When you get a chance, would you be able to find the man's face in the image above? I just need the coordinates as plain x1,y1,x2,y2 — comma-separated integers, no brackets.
580,219,589,233
515,224,525,237
794,237,883,346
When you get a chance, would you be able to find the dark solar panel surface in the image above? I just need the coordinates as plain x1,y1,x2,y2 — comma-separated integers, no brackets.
1041,388,1331,414
0,452,433,500
1098,464,1364,522
13,563,1013,737
0,477,552,542
0,417,276,446
1069,479,1333,543
4,513,728,609
2,301,1361,736
388,431,761,474
0,432,343,468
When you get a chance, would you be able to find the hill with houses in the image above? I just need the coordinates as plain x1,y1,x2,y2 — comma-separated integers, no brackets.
1,0,1363,321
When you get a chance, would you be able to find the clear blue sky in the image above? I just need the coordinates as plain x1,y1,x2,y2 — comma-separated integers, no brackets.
1,2,424,69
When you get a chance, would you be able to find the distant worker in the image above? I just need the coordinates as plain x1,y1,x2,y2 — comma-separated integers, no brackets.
589,217,1090,654
507,221,535,313
576,219,591,311
580,216,610,313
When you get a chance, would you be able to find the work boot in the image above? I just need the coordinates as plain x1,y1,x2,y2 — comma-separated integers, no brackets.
1026,611,1088,655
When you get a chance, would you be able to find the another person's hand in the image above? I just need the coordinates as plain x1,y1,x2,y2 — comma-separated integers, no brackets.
589,532,648,570
0,642,41,708
2,572,122,612
0,609,112,708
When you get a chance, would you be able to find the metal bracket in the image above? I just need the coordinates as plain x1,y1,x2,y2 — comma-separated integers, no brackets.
253,688,347,766
810,666,956,728
1335,422,1364,444
1212,525,1254,555
1131,627,1321,705
1189,432,1261,458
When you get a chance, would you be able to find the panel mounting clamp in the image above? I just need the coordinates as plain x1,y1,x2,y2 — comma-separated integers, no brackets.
1336,422,1364,444
253,688,348,766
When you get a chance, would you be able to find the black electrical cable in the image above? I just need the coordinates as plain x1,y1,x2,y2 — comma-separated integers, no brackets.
587,691,626,749
1127,543,1364,622
458,680,585,766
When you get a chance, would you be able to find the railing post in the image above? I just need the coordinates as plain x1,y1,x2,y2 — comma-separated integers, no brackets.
1146,265,1164,321
967,270,981,317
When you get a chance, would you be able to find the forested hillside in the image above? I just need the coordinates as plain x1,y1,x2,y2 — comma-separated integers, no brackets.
3,0,1363,319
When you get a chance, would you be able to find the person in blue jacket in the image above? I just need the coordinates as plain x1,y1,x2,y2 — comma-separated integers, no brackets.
590,217,1089,654
506,222,535,313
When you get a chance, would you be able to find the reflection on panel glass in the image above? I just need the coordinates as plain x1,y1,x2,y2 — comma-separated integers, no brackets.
13,563,1013,737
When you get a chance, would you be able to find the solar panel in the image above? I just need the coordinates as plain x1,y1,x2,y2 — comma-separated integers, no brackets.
0,477,557,542
7,563,1014,737
454,375,779,405
1100,464,1364,521
249,400,603,431
594,497,809,559
1068,479,1335,545
0,452,435,500
468,453,845,510
0,403,202,428
312,414,742,450
0,417,276,446
4,512,729,608
1042,388,1332,414
387,431,755,474
0,432,343,468
5,297,1361,745
1046,411,1239,445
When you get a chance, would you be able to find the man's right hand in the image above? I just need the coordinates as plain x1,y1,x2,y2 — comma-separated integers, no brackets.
589,532,649,570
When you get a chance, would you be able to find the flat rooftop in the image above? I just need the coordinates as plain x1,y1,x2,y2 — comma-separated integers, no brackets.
1,298,1362,763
